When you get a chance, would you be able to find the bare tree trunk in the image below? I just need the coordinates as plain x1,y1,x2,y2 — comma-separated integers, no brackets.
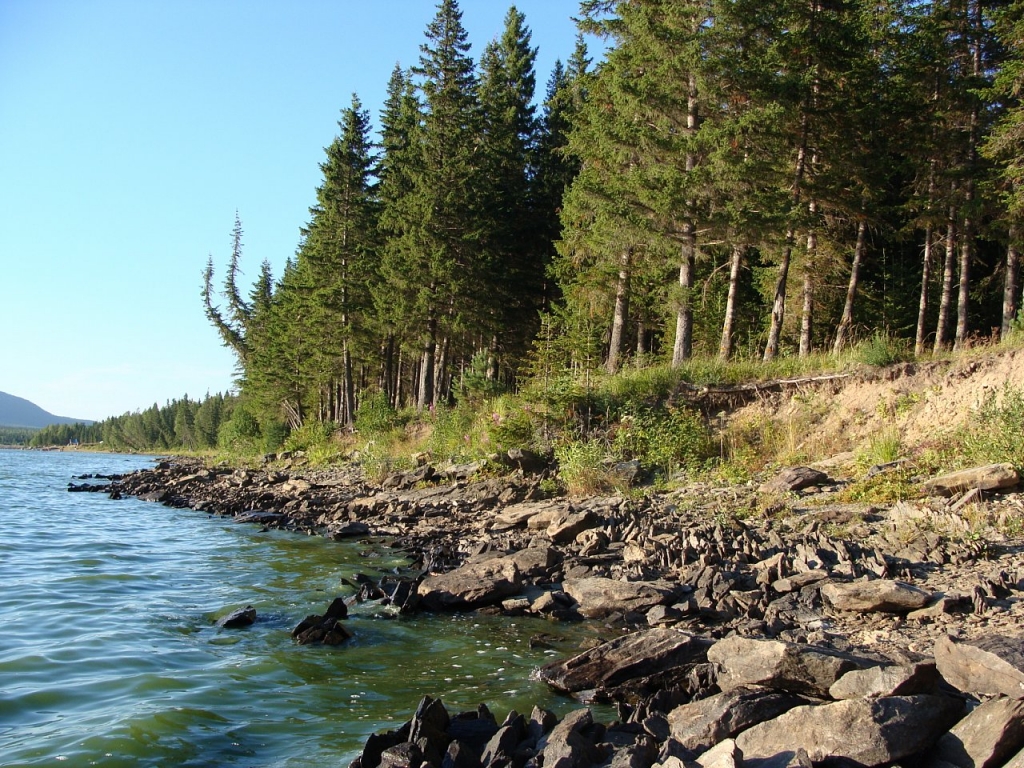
607,248,631,374
799,202,818,357
719,244,744,361
834,218,868,355
915,226,934,357
934,200,958,353
764,235,794,361
672,228,695,366
1003,224,1021,338
417,314,437,410
954,198,974,352
636,322,647,361
342,343,355,427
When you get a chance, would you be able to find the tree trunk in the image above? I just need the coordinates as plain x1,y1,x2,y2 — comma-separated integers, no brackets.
719,245,744,361
342,342,355,427
607,248,631,374
764,235,794,361
417,314,437,410
834,218,868,355
934,200,958,353
672,227,695,366
954,200,973,352
1003,225,1021,338
915,225,934,357
799,203,818,357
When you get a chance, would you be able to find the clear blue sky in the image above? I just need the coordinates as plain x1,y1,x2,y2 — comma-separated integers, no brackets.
0,0,593,422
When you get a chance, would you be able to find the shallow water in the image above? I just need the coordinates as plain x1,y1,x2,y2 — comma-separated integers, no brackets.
0,450,599,767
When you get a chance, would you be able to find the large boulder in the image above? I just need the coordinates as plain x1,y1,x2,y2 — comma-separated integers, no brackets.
417,555,522,611
929,696,1024,768
923,463,1020,496
735,695,963,767
934,634,1024,698
708,635,880,697
829,662,942,700
667,685,809,753
563,577,679,619
537,628,712,695
821,579,932,613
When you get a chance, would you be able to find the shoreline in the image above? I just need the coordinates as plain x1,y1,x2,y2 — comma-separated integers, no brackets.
83,455,1024,767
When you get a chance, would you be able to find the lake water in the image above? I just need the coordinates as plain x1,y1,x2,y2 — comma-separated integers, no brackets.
0,450,599,767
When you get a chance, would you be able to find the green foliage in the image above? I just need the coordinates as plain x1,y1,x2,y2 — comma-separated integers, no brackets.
838,467,920,504
262,421,288,453
554,438,614,496
856,332,911,367
355,391,405,438
480,396,538,453
282,421,335,453
0,426,37,445
959,385,1024,470
218,404,262,453
425,403,478,462
612,406,712,477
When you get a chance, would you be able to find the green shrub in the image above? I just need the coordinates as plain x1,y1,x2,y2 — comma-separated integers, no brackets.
960,385,1024,470
483,396,538,452
283,420,336,452
355,391,404,438
554,438,615,496
262,420,289,452
217,405,262,454
425,403,477,462
612,406,712,476
856,332,910,367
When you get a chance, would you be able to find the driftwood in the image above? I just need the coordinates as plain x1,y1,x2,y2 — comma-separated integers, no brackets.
670,372,854,410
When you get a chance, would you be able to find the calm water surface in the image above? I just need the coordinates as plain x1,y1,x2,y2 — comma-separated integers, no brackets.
0,450,598,767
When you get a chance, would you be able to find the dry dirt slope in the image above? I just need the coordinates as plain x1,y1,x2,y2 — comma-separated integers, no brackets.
724,346,1024,463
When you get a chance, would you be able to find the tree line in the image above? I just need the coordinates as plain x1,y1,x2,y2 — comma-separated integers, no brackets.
29,393,238,452
202,0,1024,437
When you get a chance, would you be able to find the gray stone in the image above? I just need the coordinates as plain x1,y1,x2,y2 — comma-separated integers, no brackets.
829,662,941,700
760,467,830,494
217,604,256,628
563,577,679,619
821,580,932,613
695,739,741,768
923,463,1021,496
537,628,712,695
547,509,601,544
934,633,1024,698
417,556,522,611
708,635,880,697
539,708,599,768
735,695,963,767
666,685,808,753
929,696,1024,768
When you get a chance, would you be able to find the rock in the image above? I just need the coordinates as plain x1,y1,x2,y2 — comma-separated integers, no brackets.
547,509,601,544
292,597,352,645
696,739,742,768
538,708,601,768
759,467,830,494
481,715,526,766
507,448,549,473
612,460,644,486
771,570,829,595
708,636,880,697
934,634,1024,698
829,662,941,699
327,521,371,539
509,546,561,579
217,604,257,628
735,695,963,767
563,577,679,619
923,463,1021,496
490,500,566,532
417,556,522,611
821,579,932,613
379,741,422,768
929,696,1024,768
666,685,808,753
537,628,712,695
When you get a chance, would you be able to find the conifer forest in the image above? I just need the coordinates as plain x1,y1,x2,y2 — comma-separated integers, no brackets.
199,0,1024,435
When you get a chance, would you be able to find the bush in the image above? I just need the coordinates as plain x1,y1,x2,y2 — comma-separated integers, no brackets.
218,406,262,454
856,332,910,367
612,406,712,477
960,385,1024,470
283,420,336,453
554,439,615,496
355,391,404,438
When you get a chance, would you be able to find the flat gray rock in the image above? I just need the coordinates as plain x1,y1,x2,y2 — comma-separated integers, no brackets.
829,662,941,700
708,635,880,697
667,685,808,752
563,576,679,619
929,696,1024,768
736,695,963,767
923,463,1020,496
934,633,1024,698
417,555,521,611
821,579,932,613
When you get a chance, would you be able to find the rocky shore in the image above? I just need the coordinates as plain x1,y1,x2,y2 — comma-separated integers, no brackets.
75,454,1024,768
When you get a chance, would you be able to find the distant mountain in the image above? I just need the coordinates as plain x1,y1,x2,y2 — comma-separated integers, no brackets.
0,391,94,429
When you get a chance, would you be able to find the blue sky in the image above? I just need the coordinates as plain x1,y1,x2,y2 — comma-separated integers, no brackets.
0,0,591,422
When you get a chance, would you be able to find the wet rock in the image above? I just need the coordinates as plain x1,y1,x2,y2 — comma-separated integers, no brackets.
934,633,1024,698
563,577,679,619
537,628,712,696
216,604,257,628
735,694,963,767
328,521,371,539
929,696,1024,768
829,662,941,699
417,555,522,611
708,636,880,697
666,685,808,753
292,597,352,645
923,464,1021,496
821,579,932,613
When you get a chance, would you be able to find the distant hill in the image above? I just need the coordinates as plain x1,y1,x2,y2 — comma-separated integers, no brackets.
0,391,94,429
